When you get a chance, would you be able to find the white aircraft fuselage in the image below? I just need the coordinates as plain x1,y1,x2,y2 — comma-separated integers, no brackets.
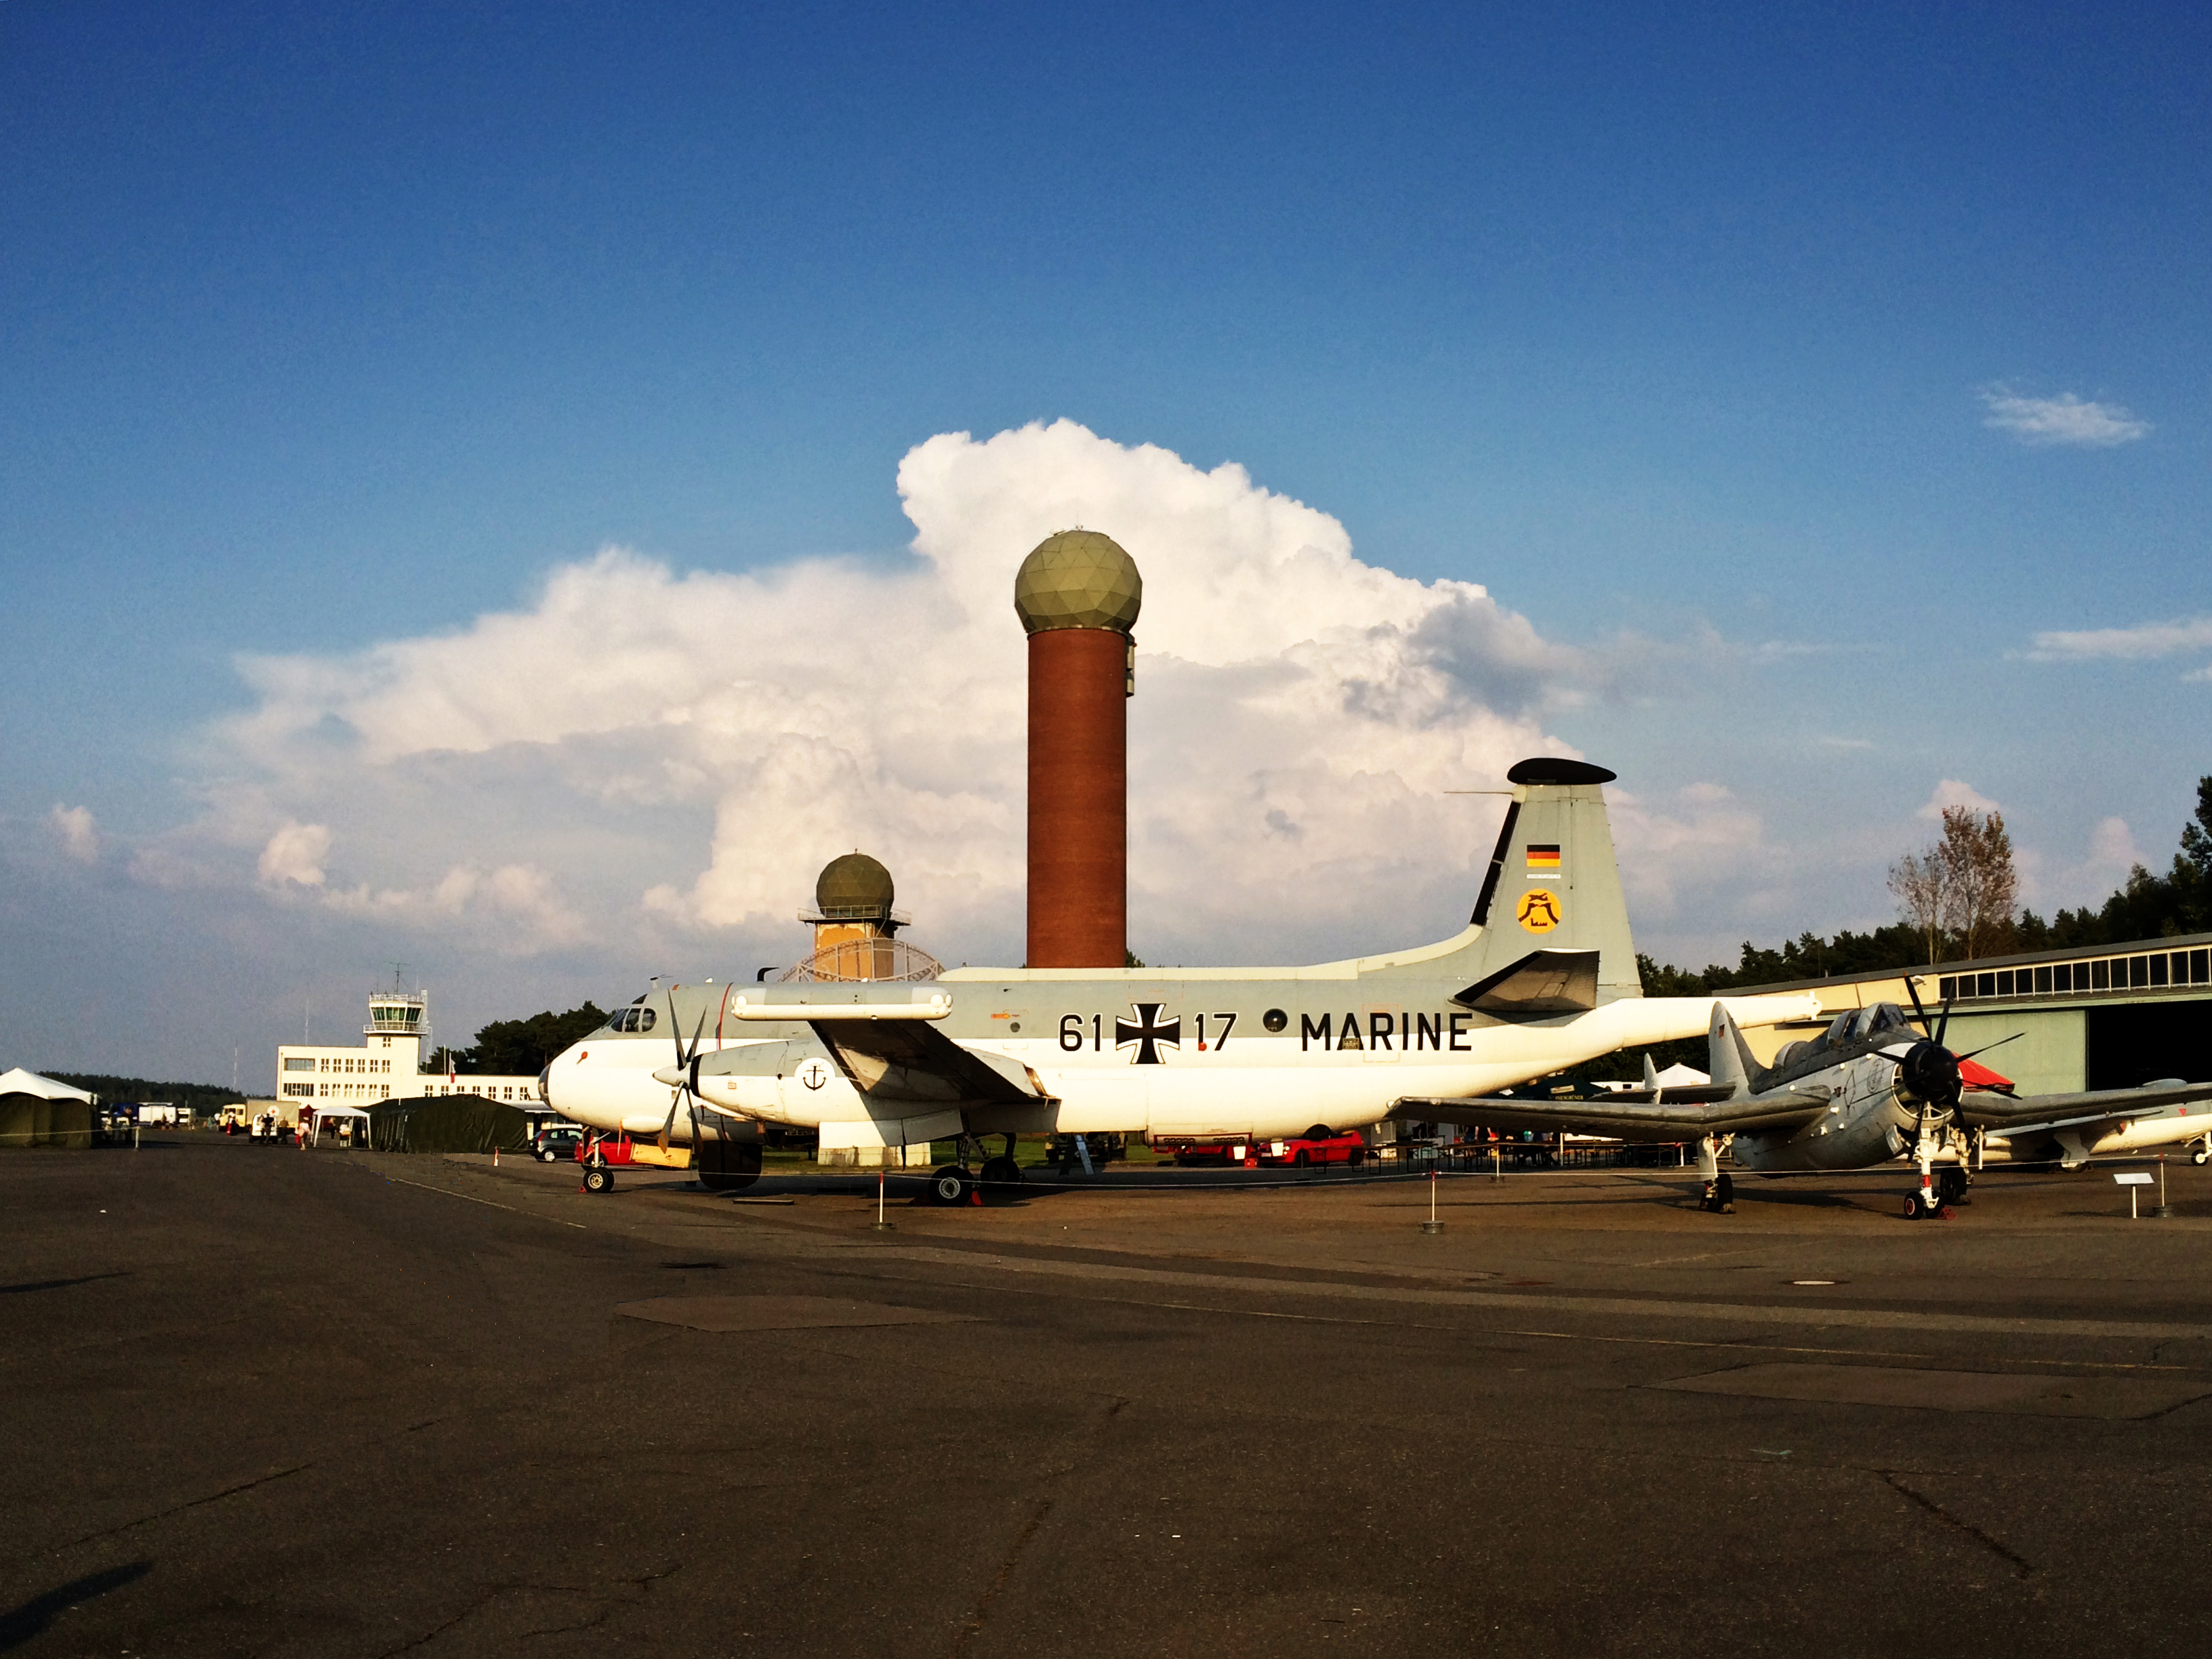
541,763,1820,1151
546,954,1820,1145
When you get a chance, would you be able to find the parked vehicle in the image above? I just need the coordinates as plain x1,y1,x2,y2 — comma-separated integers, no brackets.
533,1124,585,1163
1159,1129,1367,1168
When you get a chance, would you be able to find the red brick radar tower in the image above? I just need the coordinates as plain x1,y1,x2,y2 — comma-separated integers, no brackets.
1014,529,1143,968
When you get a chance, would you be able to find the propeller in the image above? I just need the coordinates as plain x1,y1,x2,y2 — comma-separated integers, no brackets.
657,985,712,1153
1953,1031,2023,1065
1889,977,1963,1105
1904,977,1951,1049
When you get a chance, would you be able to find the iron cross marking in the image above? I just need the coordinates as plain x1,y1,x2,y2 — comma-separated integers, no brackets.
1115,1002,1181,1065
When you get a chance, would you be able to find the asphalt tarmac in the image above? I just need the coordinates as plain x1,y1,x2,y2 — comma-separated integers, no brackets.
7,1136,2212,1657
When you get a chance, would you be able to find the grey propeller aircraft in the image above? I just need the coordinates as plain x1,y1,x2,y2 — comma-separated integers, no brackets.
1401,991,2212,1218
541,758,1820,1197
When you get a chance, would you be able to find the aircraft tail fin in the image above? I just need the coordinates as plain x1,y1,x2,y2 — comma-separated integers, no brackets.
1706,1003,1767,1094
1458,758,1640,1004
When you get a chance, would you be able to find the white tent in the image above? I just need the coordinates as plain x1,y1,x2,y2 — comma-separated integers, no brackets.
306,1105,371,1147
1,1068,97,1149
0,1067,94,1102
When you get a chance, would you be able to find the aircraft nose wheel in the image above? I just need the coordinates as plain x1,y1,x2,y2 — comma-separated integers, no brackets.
928,1166,975,1206
1700,1173,1735,1214
583,1166,615,1193
1904,1188,1950,1220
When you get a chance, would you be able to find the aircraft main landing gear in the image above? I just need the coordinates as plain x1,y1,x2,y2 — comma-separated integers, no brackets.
1700,1172,1734,1214
928,1165,975,1205
1937,1166,1971,1208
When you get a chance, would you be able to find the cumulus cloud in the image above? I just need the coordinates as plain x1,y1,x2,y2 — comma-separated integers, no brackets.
319,861,584,947
257,821,331,886
186,420,1592,970
1607,782,1767,916
47,804,100,863
1980,387,2149,448
2028,615,2212,665
2016,815,2147,914
1917,779,2001,819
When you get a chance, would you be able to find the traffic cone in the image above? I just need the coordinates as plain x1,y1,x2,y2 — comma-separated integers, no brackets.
969,1183,982,1207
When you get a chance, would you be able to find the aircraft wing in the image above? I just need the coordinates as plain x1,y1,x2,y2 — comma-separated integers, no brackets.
1961,1080,2212,1133
807,1017,1048,1108
1395,1089,1833,1142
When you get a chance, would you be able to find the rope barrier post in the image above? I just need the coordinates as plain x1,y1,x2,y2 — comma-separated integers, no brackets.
1420,1166,1443,1234
873,1166,895,1230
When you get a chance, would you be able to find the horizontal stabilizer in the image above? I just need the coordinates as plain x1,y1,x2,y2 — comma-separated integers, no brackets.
1454,949,1600,1016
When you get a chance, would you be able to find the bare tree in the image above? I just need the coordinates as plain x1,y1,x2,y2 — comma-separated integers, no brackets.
1937,805,2018,960
1888,845,1948,964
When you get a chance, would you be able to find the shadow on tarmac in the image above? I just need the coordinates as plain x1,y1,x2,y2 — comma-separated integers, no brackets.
0,1561,152,1652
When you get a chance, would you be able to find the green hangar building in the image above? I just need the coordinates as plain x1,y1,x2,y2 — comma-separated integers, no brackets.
1730,932,2212,1099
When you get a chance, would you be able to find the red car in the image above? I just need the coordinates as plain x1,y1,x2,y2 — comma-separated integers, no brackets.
1158,1130,1367,1168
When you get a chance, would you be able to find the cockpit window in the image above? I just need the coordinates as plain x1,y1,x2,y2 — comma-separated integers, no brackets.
1786,1002,1917,1072
609,1005,659,1033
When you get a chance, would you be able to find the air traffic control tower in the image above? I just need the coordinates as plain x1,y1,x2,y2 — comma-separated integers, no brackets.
1014,529,1142,968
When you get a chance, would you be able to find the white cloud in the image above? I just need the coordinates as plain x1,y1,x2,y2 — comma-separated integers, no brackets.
1980,387,2149,448
2029,615,2212,663
1917,779,2001,820
2016,815,2146,914
319,861,584,948
1607,782,1767,916
186,420,1585,970
257,821,332,886
47,804,100,863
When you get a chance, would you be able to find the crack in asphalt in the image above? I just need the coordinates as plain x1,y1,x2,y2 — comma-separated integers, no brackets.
55,1464,312,1554
951,1498,1054,1658
1881,1472,2035,1577
375,1565,682,1656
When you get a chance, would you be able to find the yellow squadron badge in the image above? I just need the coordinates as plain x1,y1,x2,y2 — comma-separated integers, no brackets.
1516,888,1563,934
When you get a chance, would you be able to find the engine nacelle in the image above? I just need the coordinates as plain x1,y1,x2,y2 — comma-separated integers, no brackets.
1734,1064,1925,1174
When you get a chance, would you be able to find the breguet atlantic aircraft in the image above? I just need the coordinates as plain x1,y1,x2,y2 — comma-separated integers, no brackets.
1406,989,2212,1218
544,759,1820,1198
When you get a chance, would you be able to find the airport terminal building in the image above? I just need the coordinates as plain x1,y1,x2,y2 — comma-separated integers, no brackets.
274,987,541,1111
1731,931,2212,1095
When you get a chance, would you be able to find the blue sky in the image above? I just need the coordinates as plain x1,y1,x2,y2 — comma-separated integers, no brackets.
4,2,2208,1081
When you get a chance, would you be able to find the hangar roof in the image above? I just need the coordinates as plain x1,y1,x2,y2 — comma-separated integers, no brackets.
1727,931,2212,1010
